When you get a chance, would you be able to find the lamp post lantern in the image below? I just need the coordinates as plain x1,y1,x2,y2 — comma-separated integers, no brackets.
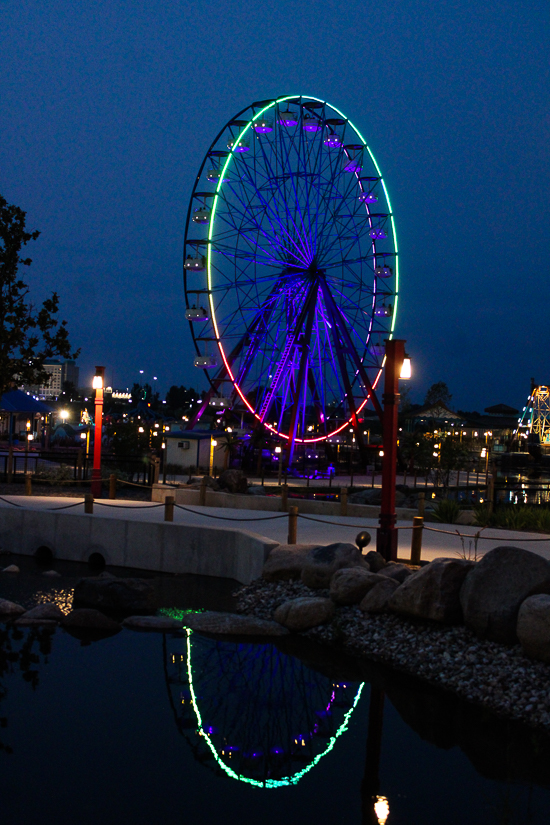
377,339,408,562
91,366,105,497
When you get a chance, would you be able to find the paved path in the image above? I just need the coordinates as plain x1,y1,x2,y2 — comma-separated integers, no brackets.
1,495,549,564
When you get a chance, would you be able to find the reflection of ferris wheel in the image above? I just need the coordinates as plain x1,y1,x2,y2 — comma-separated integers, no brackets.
164,631,363,788
183,94,398,458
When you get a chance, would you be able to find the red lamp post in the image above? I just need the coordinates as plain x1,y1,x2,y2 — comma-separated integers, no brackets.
377,339,408,562
91,366,105,498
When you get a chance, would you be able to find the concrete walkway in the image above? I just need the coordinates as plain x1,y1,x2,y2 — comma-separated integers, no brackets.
1,495,549,564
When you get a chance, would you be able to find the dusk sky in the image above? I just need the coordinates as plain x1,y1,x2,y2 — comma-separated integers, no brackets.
2,0,548,413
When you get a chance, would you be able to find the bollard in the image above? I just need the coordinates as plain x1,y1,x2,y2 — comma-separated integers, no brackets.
417,491,425,517
164,495,175,522
109,474,117,500
281,483,289,512
199,477,207,506
340,487,348,517
84,493,94,514
25,472,32,496
410,516,424,565
288,506,298,544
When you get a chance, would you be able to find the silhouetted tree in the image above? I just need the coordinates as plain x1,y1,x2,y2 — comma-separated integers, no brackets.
424,382,452,408
0,194,80,395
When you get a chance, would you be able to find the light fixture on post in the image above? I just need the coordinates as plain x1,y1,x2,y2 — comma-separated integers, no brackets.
275,445,283,485
91,366,105,497
210,437,218,476
377,339,410,562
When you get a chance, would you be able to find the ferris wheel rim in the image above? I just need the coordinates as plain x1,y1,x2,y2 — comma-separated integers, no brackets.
184,94,399,443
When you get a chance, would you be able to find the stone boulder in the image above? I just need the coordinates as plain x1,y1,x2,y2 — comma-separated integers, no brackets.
42,570,61,578
359,578,401,613
349,488,381,505
389,559,473,623
182,611,289,636
300,542,366,589
218,469,248,494
188,475,220,491
460,546,550,644
263,544,319,581
517,595,550,663
329,568,386,605
15,603,65,625
364,550,386,573
0,598,26,617
61,609,122,632
264,541,365,586
378,562,413,584
274,597,335,631
73,573,156,614
2,564,20,574
122,615,182,631
247,485,267,496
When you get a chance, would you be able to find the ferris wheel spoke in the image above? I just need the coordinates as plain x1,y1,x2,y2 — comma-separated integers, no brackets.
237,152,311,265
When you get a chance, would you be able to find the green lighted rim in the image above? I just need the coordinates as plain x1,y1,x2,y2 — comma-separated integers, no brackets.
185,629,365,788
207,95,399,433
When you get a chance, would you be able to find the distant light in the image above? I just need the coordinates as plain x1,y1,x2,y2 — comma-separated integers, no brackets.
275,446,282,454
80,433,87,440
92,375,103,390
138,427,144,433
211,439,217,446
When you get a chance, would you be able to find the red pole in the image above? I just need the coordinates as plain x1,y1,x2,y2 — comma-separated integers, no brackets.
91,366,105,498
377,340,405,562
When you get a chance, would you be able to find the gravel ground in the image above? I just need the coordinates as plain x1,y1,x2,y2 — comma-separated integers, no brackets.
235,578,550,733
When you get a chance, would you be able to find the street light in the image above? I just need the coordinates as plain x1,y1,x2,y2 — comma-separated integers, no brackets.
91,366,105,497
377,339,411,562
275,445,283,485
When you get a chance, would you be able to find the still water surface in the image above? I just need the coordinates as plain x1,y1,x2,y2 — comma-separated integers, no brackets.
1,561,550,824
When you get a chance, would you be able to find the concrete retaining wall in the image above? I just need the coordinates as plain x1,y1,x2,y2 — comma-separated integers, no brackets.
0,508,278,584
152,484,417,521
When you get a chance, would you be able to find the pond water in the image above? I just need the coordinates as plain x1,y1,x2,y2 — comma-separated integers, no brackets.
1,558,550,825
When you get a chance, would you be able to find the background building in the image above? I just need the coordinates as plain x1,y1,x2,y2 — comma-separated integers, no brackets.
22,360,80,399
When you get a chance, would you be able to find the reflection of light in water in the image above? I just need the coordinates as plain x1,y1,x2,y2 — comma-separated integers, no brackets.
374,796,390,824
185,629,364,788
34,589,73,614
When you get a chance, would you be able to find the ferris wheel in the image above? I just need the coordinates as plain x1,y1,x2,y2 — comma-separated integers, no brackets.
183,95,398,456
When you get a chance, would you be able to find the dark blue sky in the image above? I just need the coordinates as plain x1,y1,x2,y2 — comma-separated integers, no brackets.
2,0,549,411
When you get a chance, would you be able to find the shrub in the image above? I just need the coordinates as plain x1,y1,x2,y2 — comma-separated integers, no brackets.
431,498,461,524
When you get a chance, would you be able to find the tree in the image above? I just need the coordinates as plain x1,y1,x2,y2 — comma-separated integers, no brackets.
424,381,452,408
0,195,79,396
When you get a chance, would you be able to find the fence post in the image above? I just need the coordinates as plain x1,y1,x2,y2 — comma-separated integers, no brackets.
281,483,289,512
109,474,117,500
165,495,175,522
7,446,13,484
410,516,424,565
84,493,94,514
199,476,207,506
288,505,298,544
417,491,425,517
25,472,32,496
340,487,348,516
